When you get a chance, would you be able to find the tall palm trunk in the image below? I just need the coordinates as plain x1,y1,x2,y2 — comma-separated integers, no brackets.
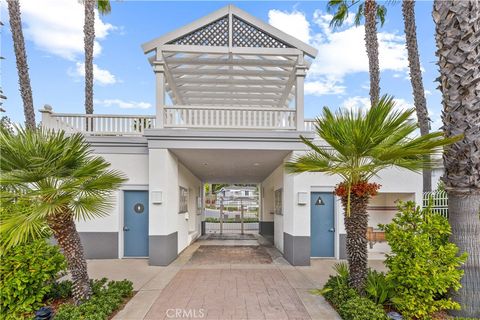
84,0,95,115
433,0,480,317
364,0,381,107
7,0,35,129
402,0,432,192
342,193,369,292
48,214,92,304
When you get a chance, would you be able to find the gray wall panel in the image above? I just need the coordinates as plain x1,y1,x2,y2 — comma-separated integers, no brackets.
259,221,274,236
339,234,347,259
79,232,118,259
283,232,310,266
149,232,178,266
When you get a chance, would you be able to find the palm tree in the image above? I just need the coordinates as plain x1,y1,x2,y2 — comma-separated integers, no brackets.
6,0,35,129
83,0,111,115
286,95,460,292
433,0,480,317
327,0,386,106
402,0,432,192
0,127,126,304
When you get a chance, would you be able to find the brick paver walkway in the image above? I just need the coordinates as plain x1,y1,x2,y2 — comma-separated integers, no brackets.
145,269,311,320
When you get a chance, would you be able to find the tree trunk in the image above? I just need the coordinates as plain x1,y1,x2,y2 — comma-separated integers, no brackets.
364,0,381,107
48,214,92,304
434,0,480,316
7,0,36,129
402,0,432,192
448,193,480,317
342,193,369,293
84,0,95,115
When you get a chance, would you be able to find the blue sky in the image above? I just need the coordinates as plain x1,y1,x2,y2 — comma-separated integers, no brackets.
1,0,443,129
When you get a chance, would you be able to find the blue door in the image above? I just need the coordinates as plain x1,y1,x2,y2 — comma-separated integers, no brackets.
124,191,149,257
311,192,335,257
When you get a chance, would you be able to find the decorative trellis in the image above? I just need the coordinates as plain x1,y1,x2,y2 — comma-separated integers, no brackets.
167,15,290,49
232,16,289,48
168,16,229,46
423,190,448,218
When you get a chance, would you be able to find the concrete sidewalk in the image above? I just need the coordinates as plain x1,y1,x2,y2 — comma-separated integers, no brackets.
85,237,385,319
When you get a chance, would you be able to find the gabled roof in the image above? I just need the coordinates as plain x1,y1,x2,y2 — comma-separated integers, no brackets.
141,5,317,109
142,4,317,58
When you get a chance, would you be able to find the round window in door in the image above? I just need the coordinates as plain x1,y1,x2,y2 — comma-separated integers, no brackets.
134,203,144,214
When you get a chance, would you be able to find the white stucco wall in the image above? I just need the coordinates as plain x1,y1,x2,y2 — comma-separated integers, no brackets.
76,153,149,232
149,149,179,236
284,150,423,258
177,162,202,253
261,164,284,252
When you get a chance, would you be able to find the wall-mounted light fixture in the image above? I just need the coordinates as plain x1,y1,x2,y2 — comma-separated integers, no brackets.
297,192,308,205
151,190,163,204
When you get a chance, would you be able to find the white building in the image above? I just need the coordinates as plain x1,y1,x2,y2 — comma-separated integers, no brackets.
41,5,422,266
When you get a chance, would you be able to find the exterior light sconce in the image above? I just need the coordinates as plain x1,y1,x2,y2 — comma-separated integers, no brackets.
297,192,308,205
151,190,163,204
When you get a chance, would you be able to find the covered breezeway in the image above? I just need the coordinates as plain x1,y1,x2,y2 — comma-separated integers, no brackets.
169,148,290,242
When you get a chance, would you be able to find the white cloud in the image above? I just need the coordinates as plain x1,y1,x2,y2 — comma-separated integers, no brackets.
95,99,152,110
341,96,371,110
305,79,346,96
267,9,409,96
340,96,414,112
69,62,117,85
268,9,311,43
18,0,115,60
309,11,408,79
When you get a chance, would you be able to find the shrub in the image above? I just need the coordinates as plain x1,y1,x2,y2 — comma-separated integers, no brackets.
314,263,357,307
54,278,133,320
0,239,67,319
380,202,467,319
204,217,259,223
365,269,393,305
45,281,73,301
339,296,388,320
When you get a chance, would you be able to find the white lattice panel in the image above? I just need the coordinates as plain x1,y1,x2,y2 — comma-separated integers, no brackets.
232,16,289,48
168,16,229,46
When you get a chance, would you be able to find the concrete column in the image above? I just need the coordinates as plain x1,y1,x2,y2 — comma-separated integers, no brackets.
39,104,53,128
153,61,165,128
282,151,311,266
148,148,179,265
295,60,307,131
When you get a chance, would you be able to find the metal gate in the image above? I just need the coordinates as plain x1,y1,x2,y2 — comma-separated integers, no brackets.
205,192,259,235
423,190,448,218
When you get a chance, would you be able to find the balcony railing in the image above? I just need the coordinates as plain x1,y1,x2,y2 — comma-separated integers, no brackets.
41,110,156,135
164,105,296,130
40,106,313,135
304,119,316,132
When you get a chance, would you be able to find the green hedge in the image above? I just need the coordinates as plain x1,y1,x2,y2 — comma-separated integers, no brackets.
339,296,387,320
0,240,67,319
54,278,133,320
205,217,259,223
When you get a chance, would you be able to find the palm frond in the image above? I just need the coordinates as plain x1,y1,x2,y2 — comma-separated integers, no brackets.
0,127,127,245
287,94,461,190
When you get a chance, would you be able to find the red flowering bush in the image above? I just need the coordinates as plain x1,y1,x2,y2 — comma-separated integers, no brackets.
334,181,381,198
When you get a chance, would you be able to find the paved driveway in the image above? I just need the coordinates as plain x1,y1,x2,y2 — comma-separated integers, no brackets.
85,236,384,319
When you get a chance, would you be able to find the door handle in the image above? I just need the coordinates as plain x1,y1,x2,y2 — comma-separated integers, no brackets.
123,226,130,231
328,228,335,232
